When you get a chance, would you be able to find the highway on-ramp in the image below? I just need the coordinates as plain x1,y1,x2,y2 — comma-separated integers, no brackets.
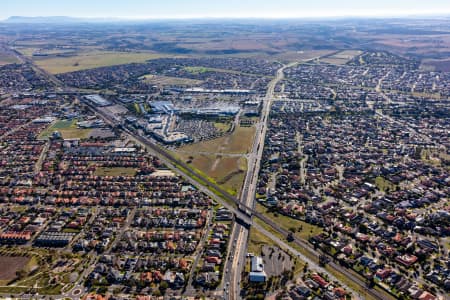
18,49,394,300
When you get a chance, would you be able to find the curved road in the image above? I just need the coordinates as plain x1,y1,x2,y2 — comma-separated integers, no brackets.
86,61,394,300
15,47,394,300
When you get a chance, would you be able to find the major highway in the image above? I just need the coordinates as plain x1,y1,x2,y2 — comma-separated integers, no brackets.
83,63,394,300
19,47,394,300
225,61,297,300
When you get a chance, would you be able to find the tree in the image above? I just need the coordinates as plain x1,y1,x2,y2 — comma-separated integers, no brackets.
287,232,294,242
15,270,27,280
97,286,107,294
159,281,169,292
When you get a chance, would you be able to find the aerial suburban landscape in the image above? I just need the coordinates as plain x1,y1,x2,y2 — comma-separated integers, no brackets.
0,1,449,300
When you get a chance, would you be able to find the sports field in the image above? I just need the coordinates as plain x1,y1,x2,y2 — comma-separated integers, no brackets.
39,119,92,139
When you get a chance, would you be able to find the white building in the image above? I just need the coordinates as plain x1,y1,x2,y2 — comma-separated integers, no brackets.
249,256,267,282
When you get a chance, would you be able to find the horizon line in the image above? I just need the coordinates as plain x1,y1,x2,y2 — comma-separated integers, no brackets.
3,11,450,22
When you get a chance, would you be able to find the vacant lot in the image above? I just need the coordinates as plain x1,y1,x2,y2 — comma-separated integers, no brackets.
16,46,78,57
0,256,30,281
94,167,137,177
175,124,255,195
320,50,363,65
33,51,168,74
39,119,92,140
256,203,323,240
176,153,247,196
183,66,262,77
248,228,276,255
267,50,335,63
0,53,19,66
180,125,256,154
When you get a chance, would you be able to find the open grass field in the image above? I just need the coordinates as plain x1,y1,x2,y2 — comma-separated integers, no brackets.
0,256,31,281
33,50,169,74
420,59,449,72
175,37,283,54
374,176,396,192
320,50,363,65
248,228,277,255
213,121,232,132
94,167,137,177
174,124,255,195
39,119,92,140
183,66,264,77
265,50,335,63
373,34,450,57
256,203,323,240
214,156,247,195
16,46,42,57
184,66,214,74
179,125,256,154
16,46,79,57
175,153,247,196
0,53,20,66
140,74,203,86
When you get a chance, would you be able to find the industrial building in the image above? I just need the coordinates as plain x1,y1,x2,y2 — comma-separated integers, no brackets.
85,94,111,107
150,101,177,114
34,231,76,247
181,105,240,117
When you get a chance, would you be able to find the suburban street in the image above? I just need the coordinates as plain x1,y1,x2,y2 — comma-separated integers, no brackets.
80,56,394,300
7,49,398,300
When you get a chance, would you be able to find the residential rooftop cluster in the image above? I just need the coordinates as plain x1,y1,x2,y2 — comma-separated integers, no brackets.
277,271,350,300
0,92,238,298
277,51,450,101
56,57,279,93
256,54,449,299
0,63,55,93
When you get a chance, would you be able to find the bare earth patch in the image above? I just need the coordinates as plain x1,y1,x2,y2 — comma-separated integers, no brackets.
0,256,30,281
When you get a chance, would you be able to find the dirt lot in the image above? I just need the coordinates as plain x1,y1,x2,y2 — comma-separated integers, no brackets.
0,256,30,280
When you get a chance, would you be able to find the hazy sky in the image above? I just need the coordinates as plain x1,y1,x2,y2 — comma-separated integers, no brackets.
3,0,450,20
